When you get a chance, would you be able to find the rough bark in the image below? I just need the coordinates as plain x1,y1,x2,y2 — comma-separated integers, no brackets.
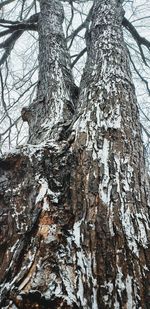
0,0,150,308
21,0,78,144
71,0,150,307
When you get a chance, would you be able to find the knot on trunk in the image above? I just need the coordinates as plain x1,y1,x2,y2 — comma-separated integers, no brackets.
21,107,31,123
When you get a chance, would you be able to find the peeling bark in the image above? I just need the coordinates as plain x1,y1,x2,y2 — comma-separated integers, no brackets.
0,0,150,308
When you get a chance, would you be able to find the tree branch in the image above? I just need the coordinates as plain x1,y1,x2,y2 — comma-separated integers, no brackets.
0,0,15,9
0,13,39,66
0,13,39,39
71,47,87,68
123,17,150,65
128,48,150,95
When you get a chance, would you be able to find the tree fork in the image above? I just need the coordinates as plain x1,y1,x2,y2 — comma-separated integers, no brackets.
0,0,150,308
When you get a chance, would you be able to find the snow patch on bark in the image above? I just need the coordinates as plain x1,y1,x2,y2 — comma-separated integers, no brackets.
102,281,114,307
136,211,150,248
35,178,48,204
35,176,60,206
98,138,110,204
101,105,122,130
72,220,98,308
73,219,83,247
126,275,135,309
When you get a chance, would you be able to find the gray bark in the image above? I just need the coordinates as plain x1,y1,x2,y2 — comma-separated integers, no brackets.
0,0,150,308
22,0,78,144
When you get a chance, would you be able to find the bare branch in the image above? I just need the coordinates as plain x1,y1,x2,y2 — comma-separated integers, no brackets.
0,13,38,66
123,17,150,65
71,47,86,68
128,48,150,95
0,0,15,10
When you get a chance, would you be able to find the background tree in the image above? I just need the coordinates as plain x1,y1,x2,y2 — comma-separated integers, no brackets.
0,0,150,308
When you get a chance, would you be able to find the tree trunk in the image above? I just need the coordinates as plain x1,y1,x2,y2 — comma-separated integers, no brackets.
0,0,150,308
22,0,78,144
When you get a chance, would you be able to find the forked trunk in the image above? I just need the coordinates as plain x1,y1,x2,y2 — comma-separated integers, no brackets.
0,0,150,308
